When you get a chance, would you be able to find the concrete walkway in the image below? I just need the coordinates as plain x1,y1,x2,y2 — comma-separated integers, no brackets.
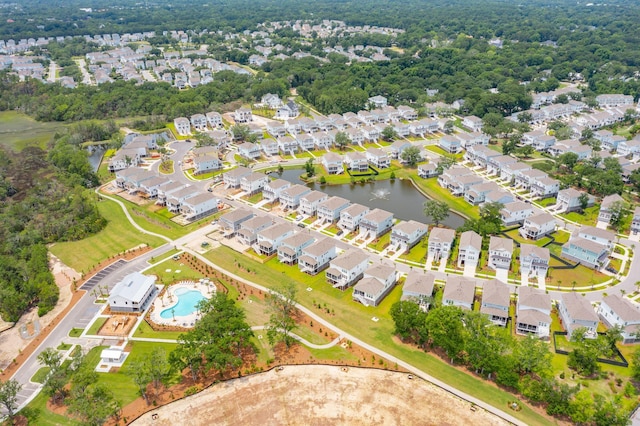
250,326,342,350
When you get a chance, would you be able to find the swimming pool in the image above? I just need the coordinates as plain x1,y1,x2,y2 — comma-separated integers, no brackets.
160,288,206,319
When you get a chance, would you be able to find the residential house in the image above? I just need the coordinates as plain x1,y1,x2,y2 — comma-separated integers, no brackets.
108,272,157,313
529,176,560,199
397,105,418,121
237,142,261,160
326,249,370,290
277,136,299,154
234,108,252,123
555,188,593,213
263,179,291,203
464,145,499,169
462,115,483,132
223,166,251,188
260,138,279,156
488,236,513,270
192,149,222,175
311,131,332,149
481,279,511,326
219,208,254,237
173,117,191,135
500,201,534,226
515,169,548,191
439,135,462,154
500,162,532,185
240,172,269,195
598,193,625,224
179,193,219,221
597,295,640,343
294,133,315,151
338,203,369,232
389,140,411,159
317,196,351,223
298,190,328,216
359,208,394,238
519,213,557,240
365,148,390,169
322,152,344,174
596,94,634,108
260,93,283,109
457,231,482,268
486,155,518,176
205,111,223,128
561,226,615,269
353,263,397,306
520,244,550,277
390,221,428,253
266,122,286,139
558,292,599,339
236,216,273,246
138,176,169,199
464,182,502,205
344,127,365,145
255,223,296,256
280,184,312,210
344,151,369,172
442,276,477,310
428,228,456,263
275,101,300,120
298,238,337,275
165,186,200,212
206,129,231,148
418,163,439,178
155,181,187,206
285,119,302,135
631,206,640,235
277,233,315,265
516,287,552,338
362,126,381,142
190,114,207,131
368,95,388,108
617,138,640,157
484,189,515,205
402,271,436,309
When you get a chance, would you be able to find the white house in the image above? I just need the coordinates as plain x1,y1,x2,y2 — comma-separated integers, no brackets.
280,184,312,210
237,142,261,160
359,208,394,238
326,249,370,289
481,279,511,326
402,271,436,309
428,227,456,263
418,163,439,178
390,221,428,253
516,286,551,339
462,115,483,132
558,292,599,339
344,151,369,172
631,206,640,235
255,223,296,256
260,138,280,156
298,190,328,216
205,111,223,128
234,107,253,123
598,295,640,343
457,230,482,269
439,135,462,154
520,244,550,277
500,201,534,226
555,188,593,213
263,179,291,203
519,213,557,240
173,117,191,135
240,172,269,195
598,194,625,224
219,208,254,236
156,181,188,206
442,276,477,310
338,203,370,232
299,238,337,275
223,166,252,188
368,95,388,108
179,193,220,221
108,272,157,313
277,233,315,265
488,236,513,270
365,148,390,169
236,215,273,246
322,152,344,174
317,196,351,223
166,186,200,212
278,136,299,154
353,263,397,307
190,113,207,131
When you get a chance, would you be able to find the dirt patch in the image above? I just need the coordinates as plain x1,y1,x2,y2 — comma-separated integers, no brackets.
133,365,510,426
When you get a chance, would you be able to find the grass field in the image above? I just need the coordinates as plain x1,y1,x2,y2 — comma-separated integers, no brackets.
145,258,208,285
0,111,64,151
401,173,480,220
205,246,553,426
132,319,185,340
560,206,599,226
49,198,167,273
86,317,108,335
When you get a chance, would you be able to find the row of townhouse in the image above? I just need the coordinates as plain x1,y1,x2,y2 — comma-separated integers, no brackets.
439,131,490,154
173,112,224,136
108,134,162,172
114,168,220,220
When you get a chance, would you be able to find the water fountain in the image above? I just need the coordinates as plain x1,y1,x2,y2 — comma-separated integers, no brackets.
370,188,391,201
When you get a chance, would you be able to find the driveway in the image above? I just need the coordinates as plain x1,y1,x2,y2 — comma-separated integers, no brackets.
495,268,509,283
463,260,477,277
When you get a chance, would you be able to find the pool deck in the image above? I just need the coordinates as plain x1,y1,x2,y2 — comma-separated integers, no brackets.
149,281,214,327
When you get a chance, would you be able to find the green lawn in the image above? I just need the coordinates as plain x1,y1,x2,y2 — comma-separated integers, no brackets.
237,294,271,327
503,229,552,247
31,367,51,384
159,160,174,174
132,319,184,340
243,192,264,204
204,246,553,426
0,111,64,151
166,122,190,140
149,248,182,264
145,258,208,285
400,238,428,263
21,391,79,426
69,328,83,337
548,265,609,289
86,317,108,335
560,206,599,226
424,145,464,160
367,232,391,251
49,198,167,273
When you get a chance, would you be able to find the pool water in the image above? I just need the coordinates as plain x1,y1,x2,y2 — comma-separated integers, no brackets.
160,288,206,319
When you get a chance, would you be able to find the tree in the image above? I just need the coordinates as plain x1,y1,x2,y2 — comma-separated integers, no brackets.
129,359,152,405
423,199,449,227
632,347,640,380
443,120,454,134
436,155,455,174
558,152,579,173
304,158,315,177
0,379,21,418
381,125,398,141
390,300,427,341
569,389,596,425
334,131,350,150
423,305,465,362
68,384,120,426
608,200,630,230
518,111,532,123
515,335,552,377
578,193,590,211
265,281,299,349
37,347,68,404
147,348,172,396
400,145,421,167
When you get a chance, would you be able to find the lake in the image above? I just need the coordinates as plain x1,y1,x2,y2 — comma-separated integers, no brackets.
276,169,465,229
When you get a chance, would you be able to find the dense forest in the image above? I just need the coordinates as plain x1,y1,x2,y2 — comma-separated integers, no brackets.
0,123,109,322
1,0,640,119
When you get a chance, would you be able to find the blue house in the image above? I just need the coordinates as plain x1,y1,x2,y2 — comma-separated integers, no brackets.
439,136,462,154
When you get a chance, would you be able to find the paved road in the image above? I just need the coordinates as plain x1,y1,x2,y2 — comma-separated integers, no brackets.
74,58,93,85
47,61,57,83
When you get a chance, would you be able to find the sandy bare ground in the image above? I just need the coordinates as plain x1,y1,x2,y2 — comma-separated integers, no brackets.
134,365,511,426
0,254,79,370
